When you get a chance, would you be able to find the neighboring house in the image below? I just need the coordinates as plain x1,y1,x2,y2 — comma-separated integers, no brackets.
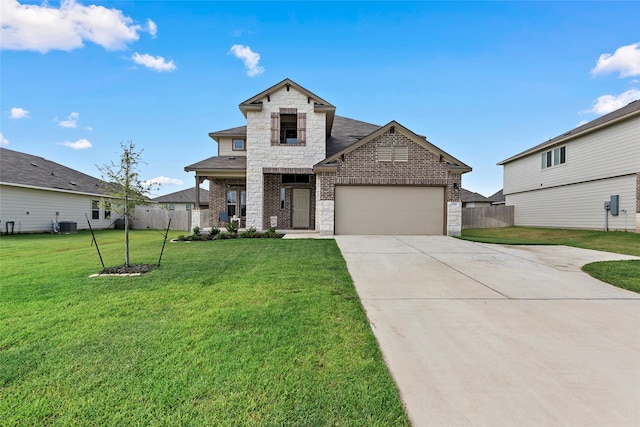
0,147,114,233
461,188,491,208
498,99,640,232
488,189,505,205
185,78,471,235
152,187,209,211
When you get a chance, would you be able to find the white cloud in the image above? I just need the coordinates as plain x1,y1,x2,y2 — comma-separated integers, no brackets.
59,138,92,150
229,44,265,77
0,132,9,146
147,19,157,38
587,88,640,115
10,107,30,119
131,52,176,72
0,0,149,53
57,112,80,128
144,176,183,186
591,43,640,78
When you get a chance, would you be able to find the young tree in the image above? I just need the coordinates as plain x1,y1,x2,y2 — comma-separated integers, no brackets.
98,141,156,267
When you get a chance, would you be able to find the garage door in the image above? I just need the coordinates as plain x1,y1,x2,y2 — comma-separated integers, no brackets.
335,186,445,235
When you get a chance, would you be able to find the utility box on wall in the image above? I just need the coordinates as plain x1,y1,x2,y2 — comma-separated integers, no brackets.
610,195,619,216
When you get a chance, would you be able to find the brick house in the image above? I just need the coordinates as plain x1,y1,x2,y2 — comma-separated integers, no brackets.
185,78,471,235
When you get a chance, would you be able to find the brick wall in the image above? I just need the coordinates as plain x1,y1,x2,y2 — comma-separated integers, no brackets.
263,173,316,229
319,131,462,201
208,178,245,227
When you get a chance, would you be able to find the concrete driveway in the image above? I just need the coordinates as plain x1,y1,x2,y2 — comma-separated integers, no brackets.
335,235,640,427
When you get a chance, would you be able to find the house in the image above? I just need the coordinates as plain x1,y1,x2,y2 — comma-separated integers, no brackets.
0,147,114,233
498,99,640,232
185,78,471,236
152,187,209,211
461,188,491,208
487,189,505,205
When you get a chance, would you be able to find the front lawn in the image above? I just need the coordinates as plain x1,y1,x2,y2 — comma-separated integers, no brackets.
0,230,410,426
460,227,640,292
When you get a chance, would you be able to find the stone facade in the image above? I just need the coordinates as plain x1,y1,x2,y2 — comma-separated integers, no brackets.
317,129,463,236
245,87,327,230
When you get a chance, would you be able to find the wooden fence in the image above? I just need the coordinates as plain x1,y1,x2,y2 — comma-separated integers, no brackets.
462,205,514,229
130,207,210,231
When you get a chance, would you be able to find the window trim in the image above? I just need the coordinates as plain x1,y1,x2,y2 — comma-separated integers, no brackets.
91,199,100,220
232,139,246,151
541,145,566,169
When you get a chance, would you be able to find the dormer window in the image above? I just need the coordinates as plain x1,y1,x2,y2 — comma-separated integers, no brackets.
271,109,306,145
232,139,245,151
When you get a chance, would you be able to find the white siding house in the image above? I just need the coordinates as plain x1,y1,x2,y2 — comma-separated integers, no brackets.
0,148,114,233
499,100,640,232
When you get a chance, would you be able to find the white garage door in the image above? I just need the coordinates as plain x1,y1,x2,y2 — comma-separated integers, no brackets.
335,186,445,235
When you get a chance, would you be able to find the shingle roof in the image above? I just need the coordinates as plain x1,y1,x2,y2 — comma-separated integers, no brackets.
184,155,247,171
499,99,640,165
461,188,490,203
0,147,108,195
153,187,209,204
208,125,247,141
488,189,504,203
326,115,382,158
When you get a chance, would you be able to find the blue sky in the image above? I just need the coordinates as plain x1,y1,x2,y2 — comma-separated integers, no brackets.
1,1,639,197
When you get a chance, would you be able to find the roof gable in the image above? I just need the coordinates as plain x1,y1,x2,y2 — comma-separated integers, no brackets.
238,78,336,136
0,147,109,195
499,99,640,165
316,120,471,173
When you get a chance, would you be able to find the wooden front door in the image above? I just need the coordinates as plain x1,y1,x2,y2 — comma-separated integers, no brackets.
292,188,310,228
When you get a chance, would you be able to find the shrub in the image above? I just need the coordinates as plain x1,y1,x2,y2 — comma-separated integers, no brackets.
209,227,220,237
262,227,284,239
240,227,261,238
225,221,239,235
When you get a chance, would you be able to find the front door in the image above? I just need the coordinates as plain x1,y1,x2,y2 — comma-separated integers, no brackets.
292,188,310,228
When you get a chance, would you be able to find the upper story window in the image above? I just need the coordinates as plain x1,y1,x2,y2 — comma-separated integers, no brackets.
541,146,566,169
271,109,306,145
232,139,246,151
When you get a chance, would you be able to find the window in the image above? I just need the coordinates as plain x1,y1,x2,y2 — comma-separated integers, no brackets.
104,201,111,220
227,191,237,217
280,114,297,144
91,200,100,220
541,146,566,169
271,110,306,145
240,191,246,217
168,204,175,211
232,139,245,151
282,174,310,184
185,204,192,211
280,188,286,210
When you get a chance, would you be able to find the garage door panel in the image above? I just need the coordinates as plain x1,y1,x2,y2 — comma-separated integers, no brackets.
335,186,444,235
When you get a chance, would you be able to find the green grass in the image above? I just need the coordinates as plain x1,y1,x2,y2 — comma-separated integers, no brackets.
460,227,640,292
0,230,410,426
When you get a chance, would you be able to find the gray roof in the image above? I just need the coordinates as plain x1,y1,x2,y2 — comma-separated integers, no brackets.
326,115,382,158
461,188,490,203
0,147,108,195
488,189,504,203
208,125,247,141
153,187,209,205
184,155,247,171
499,99,640,164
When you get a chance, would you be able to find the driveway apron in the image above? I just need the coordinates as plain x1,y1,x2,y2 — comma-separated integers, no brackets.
335,235,640,427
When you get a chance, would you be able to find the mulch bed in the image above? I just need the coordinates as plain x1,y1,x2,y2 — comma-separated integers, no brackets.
100,264,155,275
